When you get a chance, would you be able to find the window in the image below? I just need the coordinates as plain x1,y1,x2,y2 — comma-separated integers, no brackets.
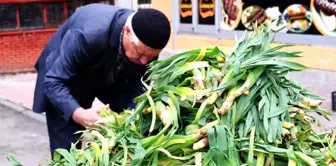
19,3,44,29
0,4,17,30
67,0,114,18
180,0,192,24
96,0,112,4
46,2,65,27
86,0,113,4
198,0,215,25
0,0,116,32
67,1,84,18
175,0,194,33
194,0,218,34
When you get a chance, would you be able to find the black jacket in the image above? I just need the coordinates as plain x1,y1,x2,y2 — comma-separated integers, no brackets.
32,4,147,121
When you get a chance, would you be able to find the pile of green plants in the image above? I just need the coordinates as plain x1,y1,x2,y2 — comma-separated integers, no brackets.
7,24,335,166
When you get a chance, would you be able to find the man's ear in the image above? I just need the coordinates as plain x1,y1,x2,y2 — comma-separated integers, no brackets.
124,26,131,35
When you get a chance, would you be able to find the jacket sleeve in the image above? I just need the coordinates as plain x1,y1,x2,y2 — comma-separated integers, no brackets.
43,28,93,122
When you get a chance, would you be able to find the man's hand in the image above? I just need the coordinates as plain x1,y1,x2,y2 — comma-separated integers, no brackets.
72,107,103,128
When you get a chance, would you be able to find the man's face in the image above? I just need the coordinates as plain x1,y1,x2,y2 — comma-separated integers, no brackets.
122,26,161,65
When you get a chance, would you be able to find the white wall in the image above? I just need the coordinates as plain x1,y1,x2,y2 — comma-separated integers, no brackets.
115,0,152,10
114,0,134,9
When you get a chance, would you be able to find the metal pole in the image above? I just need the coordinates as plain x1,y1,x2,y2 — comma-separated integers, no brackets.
172,0,179,50
332,91,336,112
215,0,220,35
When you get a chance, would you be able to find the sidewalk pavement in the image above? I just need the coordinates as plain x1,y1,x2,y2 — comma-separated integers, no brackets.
0,49,178,112
0,73,104,110
0,104,49,166
0,73,37,110
0,73,104,125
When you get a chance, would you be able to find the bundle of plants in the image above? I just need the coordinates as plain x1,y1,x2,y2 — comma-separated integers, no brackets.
7,23,335,166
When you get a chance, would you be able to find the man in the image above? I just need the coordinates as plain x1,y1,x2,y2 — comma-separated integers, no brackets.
32,3,171,157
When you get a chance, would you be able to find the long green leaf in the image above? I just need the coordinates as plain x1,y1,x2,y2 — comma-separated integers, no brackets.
243,60,308,71
54,149,76,165
169,61,210,82
6,154,23,166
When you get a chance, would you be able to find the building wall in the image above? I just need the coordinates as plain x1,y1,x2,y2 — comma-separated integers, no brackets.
1,0,335,73
153,0,336,114
152,0,172,22
151,0,336,72
114,0,133,9
0,0,115,74
0,30,55,73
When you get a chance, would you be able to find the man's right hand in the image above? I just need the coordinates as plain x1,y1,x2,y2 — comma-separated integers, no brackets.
72,107,102,128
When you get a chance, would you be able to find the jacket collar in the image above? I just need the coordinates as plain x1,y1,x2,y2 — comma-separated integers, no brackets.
115,29,128,73
109,9,134,49
118,29,126,61
106,9,134,74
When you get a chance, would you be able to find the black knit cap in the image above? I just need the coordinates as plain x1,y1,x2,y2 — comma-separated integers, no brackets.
132,8,171,49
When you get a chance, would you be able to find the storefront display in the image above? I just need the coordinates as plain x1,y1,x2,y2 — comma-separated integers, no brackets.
241,5,267,30
198,0,215,25
221,0,243,30
178,0,336,37
311,0,336,36
283,4,312,33
180,0,192,24
265,6,285,32
231,0,323,35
